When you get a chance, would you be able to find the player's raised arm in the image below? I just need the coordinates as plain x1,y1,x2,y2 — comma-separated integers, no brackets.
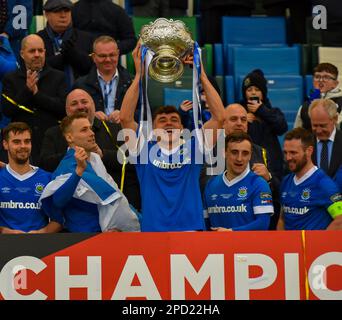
201,62,225,146
120,42,142,133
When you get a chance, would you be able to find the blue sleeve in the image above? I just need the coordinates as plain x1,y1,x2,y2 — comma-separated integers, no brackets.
319,176,341,210
232,214,270,231
0,37,17,76
52,172,81,208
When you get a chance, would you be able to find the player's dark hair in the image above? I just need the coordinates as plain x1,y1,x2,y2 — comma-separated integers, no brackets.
225,131,252,150
2,122,32,141
152,105,182,122
284,127,315,149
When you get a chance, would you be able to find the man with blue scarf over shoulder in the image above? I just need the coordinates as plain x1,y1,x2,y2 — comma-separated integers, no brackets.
37,0,94,89
39,112,140,233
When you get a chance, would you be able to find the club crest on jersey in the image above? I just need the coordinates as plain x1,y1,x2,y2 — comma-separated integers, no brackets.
238,186,248,198
35,183,45,195
301,188,311,201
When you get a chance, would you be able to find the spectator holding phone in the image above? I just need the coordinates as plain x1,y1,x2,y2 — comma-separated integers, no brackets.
240,69,288,180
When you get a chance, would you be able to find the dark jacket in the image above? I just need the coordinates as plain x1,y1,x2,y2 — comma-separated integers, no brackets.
241,98,288,179
39,118,141,210
1,64,67,164
131,0,187,9
72,0,136,55
200,0,255,9
37,27,94,80
313,129,342,178
73,65,132,113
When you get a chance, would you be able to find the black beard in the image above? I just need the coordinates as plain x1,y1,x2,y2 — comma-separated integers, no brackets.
15,157,29,165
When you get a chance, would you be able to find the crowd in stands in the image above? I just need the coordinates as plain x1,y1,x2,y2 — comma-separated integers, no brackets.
0,0,341,234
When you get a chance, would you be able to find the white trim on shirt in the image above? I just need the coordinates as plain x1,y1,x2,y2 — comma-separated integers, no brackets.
293,166,318,186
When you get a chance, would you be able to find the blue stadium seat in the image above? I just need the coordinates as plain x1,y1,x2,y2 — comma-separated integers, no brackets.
305,75,314,97
224,43,288,75
232,46,301,80
221,17,286,45
237,75,303,121
224,75,235,104
163,88,192,108
214,43,224,76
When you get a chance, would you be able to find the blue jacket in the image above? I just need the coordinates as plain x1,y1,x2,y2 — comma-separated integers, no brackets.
0,35,17,126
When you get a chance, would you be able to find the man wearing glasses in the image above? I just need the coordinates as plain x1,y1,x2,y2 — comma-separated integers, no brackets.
294,63,342,130
74,35,132,124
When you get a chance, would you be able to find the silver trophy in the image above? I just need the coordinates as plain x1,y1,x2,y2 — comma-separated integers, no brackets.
140,18,194,83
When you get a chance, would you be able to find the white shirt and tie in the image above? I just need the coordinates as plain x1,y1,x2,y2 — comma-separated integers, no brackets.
97,69,119,116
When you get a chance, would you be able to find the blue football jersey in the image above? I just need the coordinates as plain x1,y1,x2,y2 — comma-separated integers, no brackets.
0,166,51,232
204,169,273,231
135,135,205,232
334,166,342,192
280,167,341,230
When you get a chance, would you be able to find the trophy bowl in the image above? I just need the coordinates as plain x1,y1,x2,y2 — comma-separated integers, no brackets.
140,18,194,83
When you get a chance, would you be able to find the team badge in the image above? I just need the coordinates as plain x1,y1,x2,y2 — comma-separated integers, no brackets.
301,188,311,201
238,186,248,198
35,183,45,195
244,78,251,87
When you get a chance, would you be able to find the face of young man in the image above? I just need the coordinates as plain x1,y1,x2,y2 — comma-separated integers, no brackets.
225,140,252,177
66,90,96,123
313,71,338,93
65,118,96,152
92,41,120,76
45,9,72,34
283,139,312,174
153,112,183,145
20,36,46,71
310,104,337,141
223,105,248,135
3,131,32,165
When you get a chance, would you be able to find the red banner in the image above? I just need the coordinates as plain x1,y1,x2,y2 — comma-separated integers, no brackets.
0,231,341,300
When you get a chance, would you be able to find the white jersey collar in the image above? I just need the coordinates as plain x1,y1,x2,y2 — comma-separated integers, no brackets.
6,164,38,181
293,166,318,185
222,165,250,187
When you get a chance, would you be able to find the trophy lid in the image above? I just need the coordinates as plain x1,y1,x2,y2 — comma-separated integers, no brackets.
140,18,194,55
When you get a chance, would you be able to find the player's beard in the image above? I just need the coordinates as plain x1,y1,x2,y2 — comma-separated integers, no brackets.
290,154,308,173
10,149,30,165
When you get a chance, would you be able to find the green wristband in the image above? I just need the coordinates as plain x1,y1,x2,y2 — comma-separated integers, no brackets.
328,201,342,219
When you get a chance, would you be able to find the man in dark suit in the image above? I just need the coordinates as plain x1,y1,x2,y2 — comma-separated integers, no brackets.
37,0,95,88
73,35,131,124
39,88,141,211
309,98,342,178
1,34,67,165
